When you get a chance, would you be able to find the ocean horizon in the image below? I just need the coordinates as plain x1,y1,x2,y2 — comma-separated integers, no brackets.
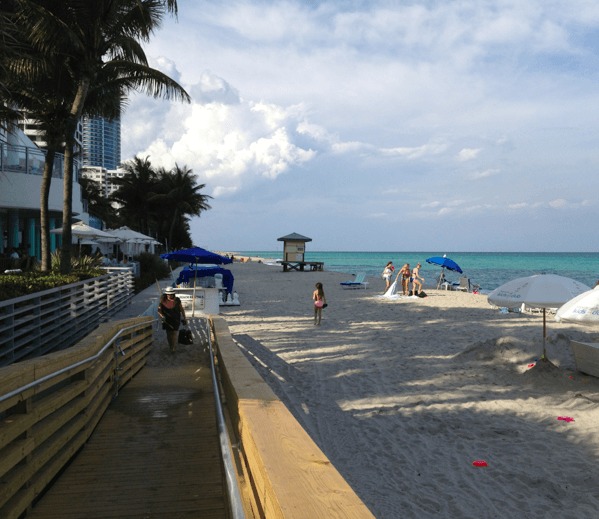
232,251,599,292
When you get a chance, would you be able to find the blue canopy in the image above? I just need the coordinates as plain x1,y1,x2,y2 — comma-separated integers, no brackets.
161,246,232,265
425,256,463,274
177,265,234,294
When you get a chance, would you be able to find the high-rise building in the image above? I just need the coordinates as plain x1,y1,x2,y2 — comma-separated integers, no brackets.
80,166,127,202
19,115,83,152
81,115,121,170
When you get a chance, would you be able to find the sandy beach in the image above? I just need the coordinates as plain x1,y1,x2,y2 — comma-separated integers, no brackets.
217,260,599,518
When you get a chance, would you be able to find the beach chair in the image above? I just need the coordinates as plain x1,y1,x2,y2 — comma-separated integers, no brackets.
455,276,470,292
340,272,369,289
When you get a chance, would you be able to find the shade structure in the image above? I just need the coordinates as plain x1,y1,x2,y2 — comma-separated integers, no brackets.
50,221,118,241
161,247,232,317
105,226,160,255
50,222,119,256
425,255,463,274
488,274,591,357
555,285,599,326
161,247,232,265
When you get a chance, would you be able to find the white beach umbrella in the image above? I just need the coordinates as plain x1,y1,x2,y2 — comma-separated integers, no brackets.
105,226,159,254
488,274,591,358
50,221,118,240
50,222,119,256
555,285,599,326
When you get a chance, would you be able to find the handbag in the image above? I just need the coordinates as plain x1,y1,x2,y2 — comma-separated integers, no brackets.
178,328,193,345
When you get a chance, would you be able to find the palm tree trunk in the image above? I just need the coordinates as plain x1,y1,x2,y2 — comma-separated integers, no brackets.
60,137,74,274
40,148,55,271
61,78,90,274
168,207,181,251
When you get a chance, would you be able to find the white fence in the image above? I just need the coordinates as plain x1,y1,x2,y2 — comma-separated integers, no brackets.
0,269,134,366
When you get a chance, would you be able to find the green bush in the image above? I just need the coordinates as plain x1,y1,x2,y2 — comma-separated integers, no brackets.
0,252,105,302
0,271,104,301
0,252,170,301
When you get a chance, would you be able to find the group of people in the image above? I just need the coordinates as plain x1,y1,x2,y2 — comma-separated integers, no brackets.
382,261,425,297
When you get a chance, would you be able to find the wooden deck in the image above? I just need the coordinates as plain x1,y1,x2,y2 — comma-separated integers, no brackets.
280,261,324,272
28,324,227,519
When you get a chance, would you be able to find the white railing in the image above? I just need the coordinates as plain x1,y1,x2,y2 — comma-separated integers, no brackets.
0,269,134,366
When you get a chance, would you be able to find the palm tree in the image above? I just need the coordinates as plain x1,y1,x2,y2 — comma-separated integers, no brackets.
79,177,119,229
154,164,212,250
56,0,189,273
3,0,190,273
111,156,161,235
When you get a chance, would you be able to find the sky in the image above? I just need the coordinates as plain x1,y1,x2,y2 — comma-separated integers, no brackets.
121,0,599,253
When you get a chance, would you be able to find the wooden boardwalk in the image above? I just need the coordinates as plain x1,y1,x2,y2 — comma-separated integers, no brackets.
28,324,227,519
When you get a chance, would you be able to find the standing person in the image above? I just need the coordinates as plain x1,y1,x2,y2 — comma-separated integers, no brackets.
382,261,394,292
398,263,411,296
313,282,326,325
157,287,187,352
412,263,425,296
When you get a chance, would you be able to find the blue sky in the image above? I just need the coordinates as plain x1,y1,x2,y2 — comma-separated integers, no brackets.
121,0,599,252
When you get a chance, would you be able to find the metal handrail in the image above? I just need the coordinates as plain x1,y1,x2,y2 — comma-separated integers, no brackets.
205,318,246,519
0,320,150,405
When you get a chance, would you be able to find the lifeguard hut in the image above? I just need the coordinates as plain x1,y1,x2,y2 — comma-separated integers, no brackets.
277,232,323,272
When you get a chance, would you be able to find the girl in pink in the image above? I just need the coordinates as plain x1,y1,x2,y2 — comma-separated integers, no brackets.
313,282,326,325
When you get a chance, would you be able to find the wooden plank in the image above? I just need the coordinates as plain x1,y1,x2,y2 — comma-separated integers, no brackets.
239,400,376,519
28,341,227,519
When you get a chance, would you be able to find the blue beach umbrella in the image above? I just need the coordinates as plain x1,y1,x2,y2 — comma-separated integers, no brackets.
425,255,463,274
161,246,232,265
161,247,232,316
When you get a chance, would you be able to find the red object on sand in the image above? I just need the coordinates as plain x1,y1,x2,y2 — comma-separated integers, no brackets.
527,363,536,368
557,416,575,422
472,460,488,467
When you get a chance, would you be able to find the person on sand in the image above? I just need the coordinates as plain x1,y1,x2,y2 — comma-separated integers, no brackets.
397,263,411,296
158,287,187,352
382,261,394,292
313,282,326,325
411,263,425,296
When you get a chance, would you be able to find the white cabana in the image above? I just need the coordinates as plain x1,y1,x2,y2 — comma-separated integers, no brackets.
105,226,161,256
50,222,120,256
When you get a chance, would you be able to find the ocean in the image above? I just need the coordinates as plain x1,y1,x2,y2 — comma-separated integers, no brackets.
233,251,599,292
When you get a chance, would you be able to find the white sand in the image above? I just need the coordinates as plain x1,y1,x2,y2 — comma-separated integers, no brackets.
219,261,599,518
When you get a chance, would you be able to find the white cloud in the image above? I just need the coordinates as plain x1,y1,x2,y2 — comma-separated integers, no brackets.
457,148,480,161
470,168,499,180
548,198,568,209
127,74,320,195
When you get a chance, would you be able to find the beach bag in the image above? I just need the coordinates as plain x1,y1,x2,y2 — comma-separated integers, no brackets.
418,290,427,298
178,328,193,345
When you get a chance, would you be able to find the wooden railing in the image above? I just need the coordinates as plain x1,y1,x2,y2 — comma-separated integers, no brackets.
0,269,134,366
210,317,375,518
0,317,153,519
